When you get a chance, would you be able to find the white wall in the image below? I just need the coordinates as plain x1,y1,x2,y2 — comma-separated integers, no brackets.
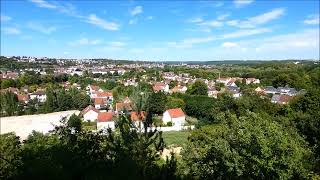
83,110,98,122
172,116,186,126
162,111,171,124
97,121,115,131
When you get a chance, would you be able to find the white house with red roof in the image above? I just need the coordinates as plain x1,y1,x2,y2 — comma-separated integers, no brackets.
97,112,115,130
82,105,99,122
153,82,169,93
162,108,186,127
245,78,260,84
216,77,231,85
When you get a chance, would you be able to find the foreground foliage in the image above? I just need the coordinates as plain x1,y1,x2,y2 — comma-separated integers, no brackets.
0,115,178,180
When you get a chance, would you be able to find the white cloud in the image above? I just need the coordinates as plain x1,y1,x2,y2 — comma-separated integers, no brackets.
146,16,153,20
303,14,320,25
187,17,203,23
168,36,215,48
130,6,143,16
109,41,127,47
215,29,319,59
86,14,119,31
1,15,11,21
215,2,224,7
221,42,238,48
29,0,57,9
1,27,21,35
129,19,137,25
68,38,101,46
234,0,254,8
227,8,285,28
27,22,57,34
199,20,223,28
221,28,272,39
217,13,230,21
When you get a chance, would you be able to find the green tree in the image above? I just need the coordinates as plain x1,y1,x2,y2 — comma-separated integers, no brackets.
0,91,18,116
44,89,57,112
165,96,185,110
182,111,314,179
187,80,208,96
1,79,16,89
67,114,82,132
0,133,22,179
146,92,167,115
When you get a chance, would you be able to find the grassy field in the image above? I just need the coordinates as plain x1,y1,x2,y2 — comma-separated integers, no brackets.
162,131,191,146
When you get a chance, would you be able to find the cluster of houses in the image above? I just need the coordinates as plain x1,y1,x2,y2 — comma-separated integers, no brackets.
81,101,187,131
147,74,261,98
0,87,47,104
255,86,305,104
86,85,113,110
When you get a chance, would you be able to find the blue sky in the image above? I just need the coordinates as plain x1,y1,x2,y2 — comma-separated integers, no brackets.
1,0,319,61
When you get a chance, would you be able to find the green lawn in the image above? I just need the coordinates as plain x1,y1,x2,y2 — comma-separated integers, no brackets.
162,131,190,146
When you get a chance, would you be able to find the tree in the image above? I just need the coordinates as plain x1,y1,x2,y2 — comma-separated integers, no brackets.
0,115,178,179
165,96,185,110
1,79,16,89
187,80,208,96
67,114,82,132
169,81,178,89
215,82,224,91
44,89,57,112
0,133,22,179
0,91,18,116
182,111,314,179
146,92,167,115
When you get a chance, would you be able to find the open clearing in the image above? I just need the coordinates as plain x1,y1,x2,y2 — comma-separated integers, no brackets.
162,131,191,146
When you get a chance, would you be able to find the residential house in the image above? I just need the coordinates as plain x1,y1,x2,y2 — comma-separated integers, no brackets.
97,112,115,130
162,108,186,127
96,91,113,104
216,77,231,86
94,98,108,110
277,87,298,96
30,90,47,103
226,86,242,98
17,94,29,104
246,78,260,84
171,85,187,94
82,105,99,122
264,86,278,94
130,111,145,128
153,82,169,93
86,84,103,95
226,78,238,87
271,94,292,104
255,87,264,93
115,102,133,114
207,87,219,98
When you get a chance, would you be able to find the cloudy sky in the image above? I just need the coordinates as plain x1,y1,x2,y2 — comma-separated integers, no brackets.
1,0,319,60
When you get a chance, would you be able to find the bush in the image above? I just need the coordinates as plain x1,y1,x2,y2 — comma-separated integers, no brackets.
167,122,173,126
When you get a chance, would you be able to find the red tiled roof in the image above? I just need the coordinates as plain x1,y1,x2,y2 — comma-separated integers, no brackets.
94,98,107,105
279,95,292,103
97,112,113,122
82,105,99,114
96,91,112,97
17,94,29,102
153,82,166,91
167,108,185,118
130,111,146,121
116,103,132,111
